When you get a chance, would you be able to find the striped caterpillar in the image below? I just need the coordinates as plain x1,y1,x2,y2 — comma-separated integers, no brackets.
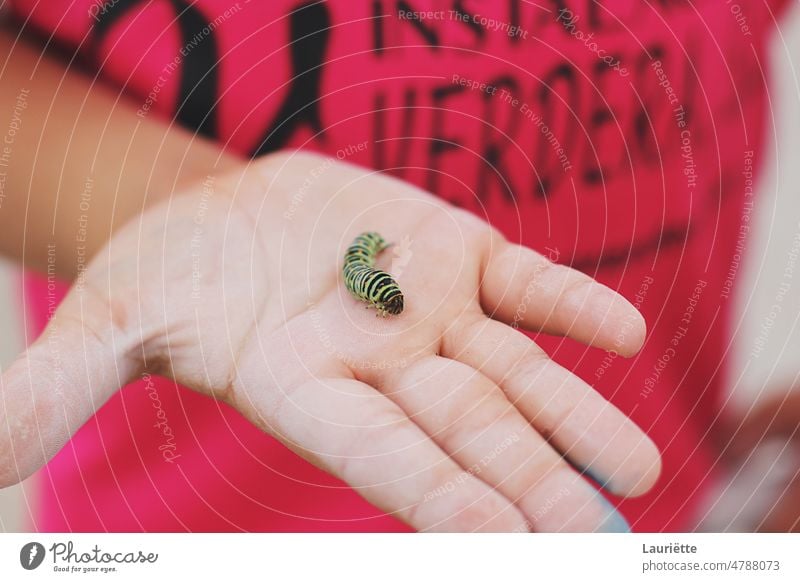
343,232,404,316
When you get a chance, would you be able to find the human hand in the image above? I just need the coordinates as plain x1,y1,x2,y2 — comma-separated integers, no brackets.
0,151,660,531
724,389,800,531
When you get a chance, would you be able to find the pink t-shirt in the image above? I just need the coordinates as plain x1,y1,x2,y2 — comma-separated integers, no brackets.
12,0,791,531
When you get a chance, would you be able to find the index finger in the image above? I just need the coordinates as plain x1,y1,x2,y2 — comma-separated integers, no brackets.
480,239,646,356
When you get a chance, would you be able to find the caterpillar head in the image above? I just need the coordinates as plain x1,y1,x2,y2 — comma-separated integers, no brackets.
381,293,404,316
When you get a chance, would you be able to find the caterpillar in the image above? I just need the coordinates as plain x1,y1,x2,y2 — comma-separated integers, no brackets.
343,232,404,316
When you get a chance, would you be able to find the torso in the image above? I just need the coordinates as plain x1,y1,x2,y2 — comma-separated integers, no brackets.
14,0,789,531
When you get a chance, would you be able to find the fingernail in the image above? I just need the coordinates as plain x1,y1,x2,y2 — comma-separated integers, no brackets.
582,464,611,490
595,496,630,533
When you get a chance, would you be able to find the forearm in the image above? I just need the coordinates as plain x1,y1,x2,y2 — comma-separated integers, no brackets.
0,22,241,279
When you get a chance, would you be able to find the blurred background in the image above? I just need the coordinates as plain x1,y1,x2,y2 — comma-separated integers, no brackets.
0,264,26,531
2,4,800,532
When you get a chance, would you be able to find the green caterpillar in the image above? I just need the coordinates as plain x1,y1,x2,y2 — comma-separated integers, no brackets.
343,232,404,316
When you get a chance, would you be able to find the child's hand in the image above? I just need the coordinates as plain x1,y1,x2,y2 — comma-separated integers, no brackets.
0,151,660,531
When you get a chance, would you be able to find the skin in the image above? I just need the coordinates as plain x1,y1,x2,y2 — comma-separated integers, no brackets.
0,23,239,277
724,390,800,532
0,24,662,531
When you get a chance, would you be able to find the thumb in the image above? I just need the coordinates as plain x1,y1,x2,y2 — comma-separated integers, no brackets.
0,283,141,488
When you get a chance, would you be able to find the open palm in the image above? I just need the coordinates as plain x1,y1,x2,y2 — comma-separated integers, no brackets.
0,151,660,532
